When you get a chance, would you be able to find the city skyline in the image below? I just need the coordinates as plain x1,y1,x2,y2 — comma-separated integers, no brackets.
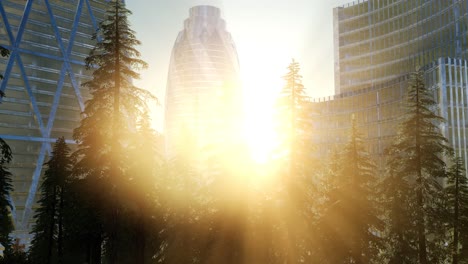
0,1,467,260
126,0,351,131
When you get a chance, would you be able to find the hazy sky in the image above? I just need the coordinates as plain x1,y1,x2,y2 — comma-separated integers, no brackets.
125,0,352,130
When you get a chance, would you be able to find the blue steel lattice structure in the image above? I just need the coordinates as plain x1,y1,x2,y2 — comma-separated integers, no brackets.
0,0,107,242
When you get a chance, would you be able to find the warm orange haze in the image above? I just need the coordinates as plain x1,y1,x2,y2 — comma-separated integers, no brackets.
0,0,468,263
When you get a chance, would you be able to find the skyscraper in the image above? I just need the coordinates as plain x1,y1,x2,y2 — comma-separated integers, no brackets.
333,0,467,95
165,5,241,158
0,0,107,243
313,0,468,173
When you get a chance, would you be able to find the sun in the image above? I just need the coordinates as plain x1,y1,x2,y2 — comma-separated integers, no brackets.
243,105,277,164
241,72,283,164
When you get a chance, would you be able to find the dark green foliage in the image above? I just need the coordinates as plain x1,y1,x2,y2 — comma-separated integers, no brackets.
383,69,451,263
74,0,152,184
0,46,13,257
379,145,418,264
0,45,9,97
72,1,156,262
0,46,8,58
29,137,72,264
318,118,382,263
125,112,165,263
446,157,468,264
0,239,29,264
61,176,103,264
0,138,13,255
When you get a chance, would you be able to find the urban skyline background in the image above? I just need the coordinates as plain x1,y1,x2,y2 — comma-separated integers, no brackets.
126,0,351,131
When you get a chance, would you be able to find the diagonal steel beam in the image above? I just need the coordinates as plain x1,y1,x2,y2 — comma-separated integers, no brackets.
0,0,34,96
21,143,48,229
85,0,102,42
44,0,85,112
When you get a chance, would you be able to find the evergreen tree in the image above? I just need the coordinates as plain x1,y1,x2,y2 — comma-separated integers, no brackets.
0,46,13,256
318,117,382,263
275,59,315,262
0,138,13,255
126,112,165,263
446,157,468,264
277,59,313,176
60,176,103,264
380,145,418,264
384,69,451,263
72,0,154,262
0,46,9,93
0,239,29,264
29,137,72,264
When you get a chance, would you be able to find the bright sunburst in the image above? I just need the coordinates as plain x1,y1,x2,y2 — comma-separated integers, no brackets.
241,69,283,164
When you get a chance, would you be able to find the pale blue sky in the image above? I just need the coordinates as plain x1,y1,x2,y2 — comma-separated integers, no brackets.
125,0,352,130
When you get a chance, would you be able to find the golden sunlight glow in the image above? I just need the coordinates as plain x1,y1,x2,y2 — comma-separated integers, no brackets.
243,103,277,164
237,44,295,165
241,60,284,164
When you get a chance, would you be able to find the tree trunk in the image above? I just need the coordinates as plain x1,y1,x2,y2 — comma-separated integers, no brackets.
47,186,57,264
453,165,459,264
415,78,428,264
417,186,428,264
57,187,64,264
135,206,146,264
109,2,122,263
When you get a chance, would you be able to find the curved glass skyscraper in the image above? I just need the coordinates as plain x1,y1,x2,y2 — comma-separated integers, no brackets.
0,0,107,243
165,5,241,158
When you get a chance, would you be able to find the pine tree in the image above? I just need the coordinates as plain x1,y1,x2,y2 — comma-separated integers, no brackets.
127,112,165,263
275,59,315,262
318,117,382,263
0,46,9,91
0,138,13,255
277,59,313,176
0,239,29,264
29,137,72,264
72,0,154,262
380,145,418,264
60,176,103,264
446,157,468,264
0,46,14,257
384,69,451,263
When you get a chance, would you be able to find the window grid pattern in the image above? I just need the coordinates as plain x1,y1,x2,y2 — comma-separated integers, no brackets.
0,0,106,243
164,6,241,159
334,0,468,94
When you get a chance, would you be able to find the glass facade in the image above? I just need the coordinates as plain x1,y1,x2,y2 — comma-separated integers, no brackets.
334,0,468,94
315,0,468,175
435,58,468,171
164,5,241,158
0,0,107,243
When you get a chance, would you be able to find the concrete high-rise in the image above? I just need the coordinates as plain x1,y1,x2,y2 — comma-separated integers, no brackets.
164,5,241,158
0,0,107,243
312,0,468,173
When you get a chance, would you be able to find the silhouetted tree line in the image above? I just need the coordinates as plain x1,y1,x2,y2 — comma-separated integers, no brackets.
1,1,468,263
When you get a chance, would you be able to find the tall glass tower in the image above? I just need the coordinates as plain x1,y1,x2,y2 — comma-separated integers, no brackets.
0,0,107,243
312,0,468,175
165,5,241,158
333,0,468,94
